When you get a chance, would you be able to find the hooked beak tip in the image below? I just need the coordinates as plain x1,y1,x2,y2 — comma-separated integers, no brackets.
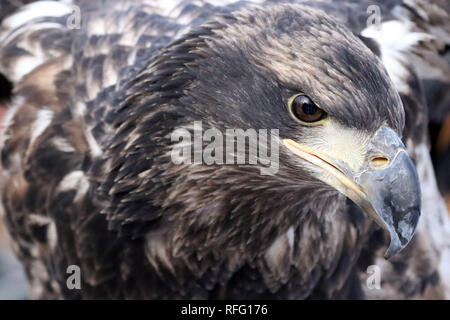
359,150,421,259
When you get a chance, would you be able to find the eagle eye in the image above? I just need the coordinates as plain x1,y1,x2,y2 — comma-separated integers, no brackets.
289,94,327,123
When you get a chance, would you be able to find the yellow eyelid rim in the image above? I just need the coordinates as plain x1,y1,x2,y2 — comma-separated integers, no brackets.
287,93,330,126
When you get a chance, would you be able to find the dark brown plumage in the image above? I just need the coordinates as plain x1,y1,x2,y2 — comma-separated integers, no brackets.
0,0,449,299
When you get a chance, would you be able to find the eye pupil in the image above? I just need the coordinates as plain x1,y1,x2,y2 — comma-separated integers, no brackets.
289,95,326,123
302,102,317,115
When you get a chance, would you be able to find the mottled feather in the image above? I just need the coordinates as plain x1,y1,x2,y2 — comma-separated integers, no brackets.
0,0,448,299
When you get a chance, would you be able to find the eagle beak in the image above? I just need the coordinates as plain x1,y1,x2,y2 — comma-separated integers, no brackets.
283,127,421,259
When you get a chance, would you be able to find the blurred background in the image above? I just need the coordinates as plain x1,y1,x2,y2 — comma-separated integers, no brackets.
0,220,29,299
0,74,29,299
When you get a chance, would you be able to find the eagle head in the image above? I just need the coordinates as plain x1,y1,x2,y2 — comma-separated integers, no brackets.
104,3,420,264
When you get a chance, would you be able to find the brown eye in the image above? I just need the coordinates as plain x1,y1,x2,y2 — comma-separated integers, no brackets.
289,95,327,123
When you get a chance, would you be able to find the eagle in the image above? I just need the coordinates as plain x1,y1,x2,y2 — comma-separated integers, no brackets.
0,0,449,299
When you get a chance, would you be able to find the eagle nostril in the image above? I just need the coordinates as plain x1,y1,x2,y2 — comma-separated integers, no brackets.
371,156,389,169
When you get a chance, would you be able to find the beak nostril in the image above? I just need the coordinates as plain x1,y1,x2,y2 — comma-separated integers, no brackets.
371,157,389,168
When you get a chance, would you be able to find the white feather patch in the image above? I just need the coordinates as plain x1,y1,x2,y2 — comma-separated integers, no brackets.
0,20,67,82
6,54,44,84
74,102,86,117
361,20,432,94
47,220,58,251
264,227,294,278
51,137,76,153
0,21,63,47
144,232,176,276
58,170,90,202
2,1,73,30
413,143,450,298
85,129,103,158
30,109,54,146
0,96,24,149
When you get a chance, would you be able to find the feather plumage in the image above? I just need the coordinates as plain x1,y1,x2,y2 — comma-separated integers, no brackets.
0,0,448,299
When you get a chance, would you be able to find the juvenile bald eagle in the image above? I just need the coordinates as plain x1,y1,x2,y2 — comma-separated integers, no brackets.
0,0,449,299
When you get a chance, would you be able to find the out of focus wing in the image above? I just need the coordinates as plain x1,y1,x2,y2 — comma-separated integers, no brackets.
358,0,450,299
